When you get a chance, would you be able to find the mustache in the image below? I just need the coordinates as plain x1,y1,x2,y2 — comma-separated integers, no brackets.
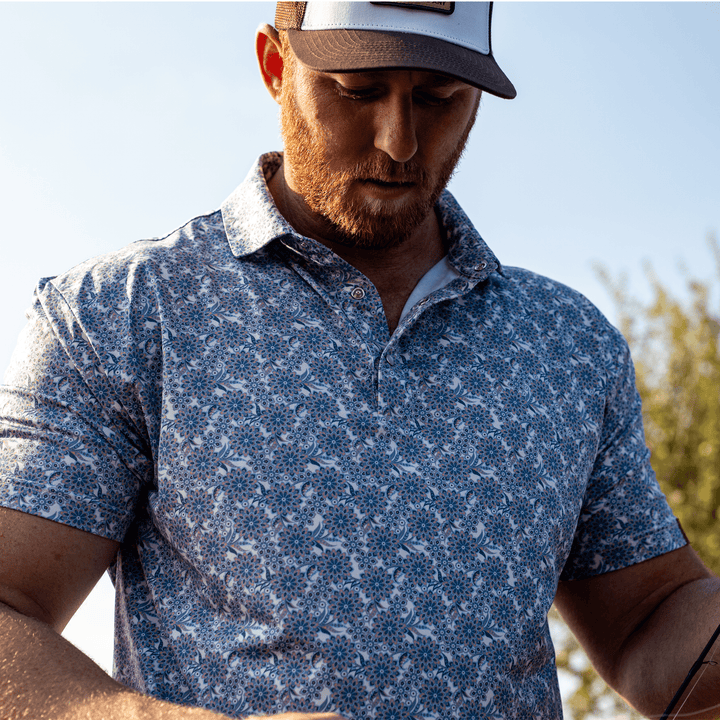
340,155,429,185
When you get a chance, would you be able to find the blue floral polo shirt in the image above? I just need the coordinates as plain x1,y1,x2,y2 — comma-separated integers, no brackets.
0,153,685,719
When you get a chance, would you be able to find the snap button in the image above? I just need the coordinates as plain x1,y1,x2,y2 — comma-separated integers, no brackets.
479,261,487,270
350,287,365,300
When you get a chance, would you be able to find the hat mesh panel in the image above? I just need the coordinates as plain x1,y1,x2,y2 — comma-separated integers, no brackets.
275,2,307,30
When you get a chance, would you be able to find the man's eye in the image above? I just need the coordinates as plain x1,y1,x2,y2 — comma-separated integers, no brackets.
414,92,453,107
336,86,377,101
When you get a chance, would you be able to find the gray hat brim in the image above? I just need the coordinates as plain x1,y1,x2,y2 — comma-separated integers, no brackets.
286,27,516,100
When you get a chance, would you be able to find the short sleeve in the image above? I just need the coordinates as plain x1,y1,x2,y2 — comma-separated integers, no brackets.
560,328,687,580
0,277,154,541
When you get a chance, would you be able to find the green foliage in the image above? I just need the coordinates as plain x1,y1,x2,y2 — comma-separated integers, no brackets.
554,234,720,718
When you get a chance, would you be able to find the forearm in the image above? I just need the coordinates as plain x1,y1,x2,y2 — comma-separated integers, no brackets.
0,601,230,720
617,577,720,719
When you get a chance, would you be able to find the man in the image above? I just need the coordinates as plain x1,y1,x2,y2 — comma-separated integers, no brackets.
0,2,718,719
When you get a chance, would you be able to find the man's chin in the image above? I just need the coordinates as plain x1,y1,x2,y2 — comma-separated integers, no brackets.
355,180,420,204
322,205,429,250
326,228,411,250
310,183,436,248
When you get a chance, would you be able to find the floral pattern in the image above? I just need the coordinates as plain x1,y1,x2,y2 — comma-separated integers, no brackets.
0,153,685,719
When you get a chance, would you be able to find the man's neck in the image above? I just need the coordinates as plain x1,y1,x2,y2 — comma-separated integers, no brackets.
267,164,446,334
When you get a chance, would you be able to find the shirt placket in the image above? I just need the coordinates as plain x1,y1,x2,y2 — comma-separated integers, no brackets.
338,278,397,411
381,276,483,419
284,240,491,417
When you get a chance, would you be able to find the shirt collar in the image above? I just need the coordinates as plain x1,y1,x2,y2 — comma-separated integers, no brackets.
221,152,502,280
221,151,292,256
437,189,503,280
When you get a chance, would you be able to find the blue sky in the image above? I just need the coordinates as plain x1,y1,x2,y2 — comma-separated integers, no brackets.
1,1,719,708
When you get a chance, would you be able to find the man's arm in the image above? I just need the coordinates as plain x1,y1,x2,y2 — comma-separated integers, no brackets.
0,599,236,720
0,508,346,720
0,507,232,719
1,603,338,720
555,543,720,719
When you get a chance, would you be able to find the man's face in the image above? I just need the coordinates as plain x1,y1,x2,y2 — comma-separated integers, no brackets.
279,48,481,249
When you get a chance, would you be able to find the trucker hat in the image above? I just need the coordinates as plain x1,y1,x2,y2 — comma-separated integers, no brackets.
275,1,516,99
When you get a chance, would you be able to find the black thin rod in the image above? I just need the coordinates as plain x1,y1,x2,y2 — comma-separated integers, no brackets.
659,620,720,720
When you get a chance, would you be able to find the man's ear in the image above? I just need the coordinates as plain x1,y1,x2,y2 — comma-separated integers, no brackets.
256,23,284,104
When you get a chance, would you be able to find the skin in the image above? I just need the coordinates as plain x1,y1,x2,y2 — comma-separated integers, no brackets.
0,21,719,720
554,550,720,718
257,25,480,334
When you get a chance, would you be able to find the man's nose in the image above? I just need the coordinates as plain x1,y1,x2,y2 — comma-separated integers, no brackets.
373,94,418,163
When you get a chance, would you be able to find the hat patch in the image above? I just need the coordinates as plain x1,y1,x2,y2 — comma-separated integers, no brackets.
370,2,455,16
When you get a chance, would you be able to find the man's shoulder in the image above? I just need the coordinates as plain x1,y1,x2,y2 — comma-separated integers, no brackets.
497,265,608,321
486,264,628,357
45,209,227,303
45,151,282,302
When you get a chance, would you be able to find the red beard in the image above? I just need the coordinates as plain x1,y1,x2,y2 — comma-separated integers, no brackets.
279,66,477,249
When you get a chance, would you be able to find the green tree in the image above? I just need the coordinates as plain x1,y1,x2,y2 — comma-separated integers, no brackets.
553,234,720,719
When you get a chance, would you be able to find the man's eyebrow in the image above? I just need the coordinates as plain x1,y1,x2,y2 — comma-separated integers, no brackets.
331,71,385,83
422,74,462,87
331,71,464,87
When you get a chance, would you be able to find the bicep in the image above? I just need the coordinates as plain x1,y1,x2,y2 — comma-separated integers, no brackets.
554,543,712,688
0,507,119,631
